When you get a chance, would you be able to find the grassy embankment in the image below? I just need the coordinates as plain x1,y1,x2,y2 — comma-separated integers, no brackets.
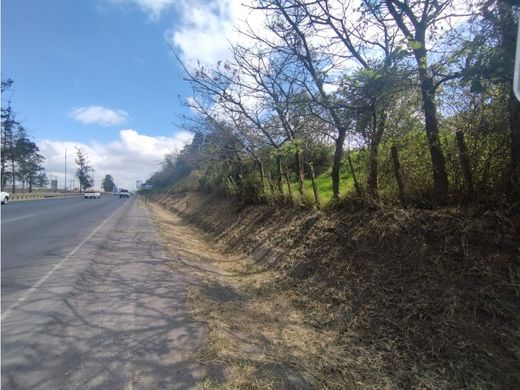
151,192,520,389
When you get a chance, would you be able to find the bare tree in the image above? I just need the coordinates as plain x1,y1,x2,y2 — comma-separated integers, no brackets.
231,42,312,201
297,0,412,198
178,51,294,197
254,0,355,200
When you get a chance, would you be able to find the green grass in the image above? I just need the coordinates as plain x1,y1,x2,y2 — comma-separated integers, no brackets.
264,166,357,207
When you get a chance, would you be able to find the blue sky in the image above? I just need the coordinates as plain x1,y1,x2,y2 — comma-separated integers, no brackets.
1,0,251,189
3,0,187,143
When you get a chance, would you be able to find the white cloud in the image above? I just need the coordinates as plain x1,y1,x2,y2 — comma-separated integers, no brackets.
167,0,261,67
69,106,129,127
105,0,264,67
39,129,193,190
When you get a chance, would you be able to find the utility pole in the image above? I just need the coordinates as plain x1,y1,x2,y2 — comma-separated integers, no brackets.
64,148,67,192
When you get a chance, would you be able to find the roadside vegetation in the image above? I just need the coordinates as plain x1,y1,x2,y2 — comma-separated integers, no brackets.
143,0,520,387
147,0,519,210
1,78,48,193
74,147,95,191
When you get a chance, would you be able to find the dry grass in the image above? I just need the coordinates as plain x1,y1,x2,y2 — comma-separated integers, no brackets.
149,202,367,389
150,192,520,389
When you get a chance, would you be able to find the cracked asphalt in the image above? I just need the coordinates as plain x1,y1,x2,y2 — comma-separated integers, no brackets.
2,197,208,389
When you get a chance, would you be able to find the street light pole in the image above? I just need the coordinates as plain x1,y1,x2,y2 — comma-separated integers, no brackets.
64,148,67,193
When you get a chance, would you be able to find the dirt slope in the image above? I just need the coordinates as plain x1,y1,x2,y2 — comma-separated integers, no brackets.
154,192,520,389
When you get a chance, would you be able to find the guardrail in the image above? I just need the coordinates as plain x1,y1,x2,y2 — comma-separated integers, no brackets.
10,193,82,201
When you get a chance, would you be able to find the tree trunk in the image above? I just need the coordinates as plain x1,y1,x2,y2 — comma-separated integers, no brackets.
0,163,5,191
11,158,16,194
418,69,449,205
367,108,386,199
331,131,346,200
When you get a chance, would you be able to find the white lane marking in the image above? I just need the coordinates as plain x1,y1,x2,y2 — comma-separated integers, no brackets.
1,197,120,224
1,200,130,321
1,214,35,223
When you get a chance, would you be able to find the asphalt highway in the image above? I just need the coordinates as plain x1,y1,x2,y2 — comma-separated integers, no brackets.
1,195,208,389
2,195,127,307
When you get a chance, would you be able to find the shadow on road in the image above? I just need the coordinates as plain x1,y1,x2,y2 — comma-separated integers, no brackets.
2,200,219,389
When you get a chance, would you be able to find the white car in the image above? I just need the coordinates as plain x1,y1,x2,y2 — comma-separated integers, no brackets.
1,191,9,205
84,191,101,199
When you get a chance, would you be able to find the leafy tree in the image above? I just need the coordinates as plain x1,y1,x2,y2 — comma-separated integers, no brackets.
462,0,520,194
1,78,48,193
101,174,116,192
35,172,49,189
255,0,355,200
1,79,17,191
153,0,516,207
382,0,473,204
15,130,46,192
75,147,94,191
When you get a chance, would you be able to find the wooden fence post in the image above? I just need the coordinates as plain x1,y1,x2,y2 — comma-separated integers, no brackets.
390,146,406,205
308,162,321,208
455,131,476,200
284,169,293,204
276,156,284,198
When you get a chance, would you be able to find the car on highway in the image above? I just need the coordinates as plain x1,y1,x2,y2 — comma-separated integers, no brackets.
84,191,101,199
119,189,130,198
1,191,9,205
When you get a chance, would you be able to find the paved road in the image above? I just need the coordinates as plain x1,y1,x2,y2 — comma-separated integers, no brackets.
2,195,125,307
1,196,208,389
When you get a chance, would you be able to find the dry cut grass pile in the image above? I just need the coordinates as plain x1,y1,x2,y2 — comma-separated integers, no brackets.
152,193,520,389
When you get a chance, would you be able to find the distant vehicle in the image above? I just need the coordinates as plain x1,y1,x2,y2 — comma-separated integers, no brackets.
1,191,9,205
119,189,130,198
84,191,101,199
